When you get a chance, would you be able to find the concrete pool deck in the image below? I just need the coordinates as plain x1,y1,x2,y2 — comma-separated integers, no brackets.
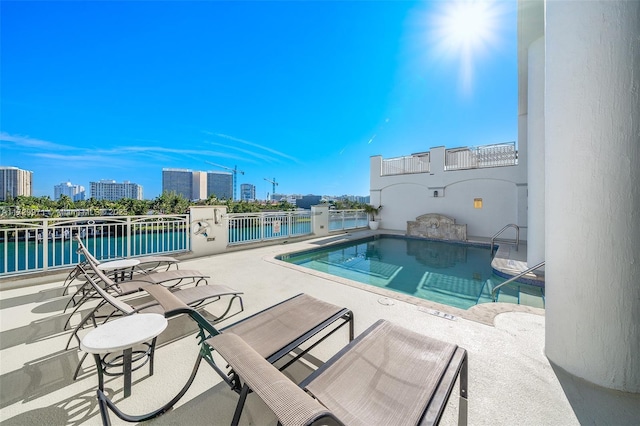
1,230,638,425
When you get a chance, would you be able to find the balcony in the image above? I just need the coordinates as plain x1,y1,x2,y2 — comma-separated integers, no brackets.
378,142,518,177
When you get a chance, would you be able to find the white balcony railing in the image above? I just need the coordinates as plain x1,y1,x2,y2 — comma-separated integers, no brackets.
227,211,313,245
0,215,189,277
382,153,430,176
1,209,368,277
445,142,517,171
328,209,369,231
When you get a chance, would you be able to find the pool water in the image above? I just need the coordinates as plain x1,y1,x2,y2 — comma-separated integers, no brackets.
279,235,544,310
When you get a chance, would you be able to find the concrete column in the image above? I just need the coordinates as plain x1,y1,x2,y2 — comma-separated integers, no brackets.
545,0,640,392
526,37,545,265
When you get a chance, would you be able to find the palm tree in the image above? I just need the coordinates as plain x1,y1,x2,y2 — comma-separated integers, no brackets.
363,204,382,221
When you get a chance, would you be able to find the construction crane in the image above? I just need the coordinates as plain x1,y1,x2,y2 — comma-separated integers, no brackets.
205,162,244,201
264,178,278,200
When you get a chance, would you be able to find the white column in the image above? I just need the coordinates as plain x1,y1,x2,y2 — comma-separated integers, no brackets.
526,37,545,265
545,0,640,392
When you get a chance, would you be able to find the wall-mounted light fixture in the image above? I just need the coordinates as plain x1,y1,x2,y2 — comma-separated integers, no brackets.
474,198,483,209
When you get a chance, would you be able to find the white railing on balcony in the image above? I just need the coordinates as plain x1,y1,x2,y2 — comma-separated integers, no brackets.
0,215,189,277
445,142,517,171
227,211,313,245
329,209,368,231
382,153,430,176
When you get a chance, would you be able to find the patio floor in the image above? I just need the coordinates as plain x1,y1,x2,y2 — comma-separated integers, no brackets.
1,230,638,425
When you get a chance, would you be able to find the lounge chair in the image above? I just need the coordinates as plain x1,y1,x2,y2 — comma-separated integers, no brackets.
94,285,354,424
69,268,244,381
211,319,468,426
63,242,207,315
63,257,210,344
62,235,180,298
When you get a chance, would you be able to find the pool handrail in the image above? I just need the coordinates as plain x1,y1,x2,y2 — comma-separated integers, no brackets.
490,224,520,254
491,261,545,301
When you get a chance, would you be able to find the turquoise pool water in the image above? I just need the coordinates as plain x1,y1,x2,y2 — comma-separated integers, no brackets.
278,235,544,310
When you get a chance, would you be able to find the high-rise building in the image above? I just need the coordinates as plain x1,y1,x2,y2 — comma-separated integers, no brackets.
207,172,233,200
54,181,85,201
162,169,193,200
0,166,32,201
90,179,143,201
240,183,256,202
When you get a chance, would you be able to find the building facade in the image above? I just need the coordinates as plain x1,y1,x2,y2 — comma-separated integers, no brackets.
369,143,525,239
0,166,32,201
162,169,193,200
296,195,322,210
54,181,85,201
90,180,143,201
240,183,256,202
206,172,233,200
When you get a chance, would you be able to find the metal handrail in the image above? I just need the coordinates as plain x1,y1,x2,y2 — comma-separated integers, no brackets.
491,261,545,301
490,224,520,253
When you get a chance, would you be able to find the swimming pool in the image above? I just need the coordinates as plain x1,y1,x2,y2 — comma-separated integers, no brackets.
278,235,544,310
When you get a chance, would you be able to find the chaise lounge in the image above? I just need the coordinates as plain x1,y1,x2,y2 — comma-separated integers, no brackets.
212,319,468,426
69,267,244,381
62,235,181,297
144,286,468,426
92,285,354,424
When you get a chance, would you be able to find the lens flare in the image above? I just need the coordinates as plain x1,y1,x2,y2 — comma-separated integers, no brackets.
430,0,503,95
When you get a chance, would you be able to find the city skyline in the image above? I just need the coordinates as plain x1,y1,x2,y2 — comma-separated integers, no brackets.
0,1,518,199
20,172,369,202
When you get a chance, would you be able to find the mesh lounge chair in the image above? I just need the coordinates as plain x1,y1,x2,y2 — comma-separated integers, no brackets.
210,319,468,426
95,285,354,424
62,235,180,298
63,242,208,316
70,268,244,381
63,257,210,343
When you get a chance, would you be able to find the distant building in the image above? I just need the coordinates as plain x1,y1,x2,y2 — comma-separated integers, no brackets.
54,181,85,201
162,169,193,200
296,194,322,209
337,194,369,204
240,183,256,202
207,171,233,200
0,166,32,201
90,179,143,201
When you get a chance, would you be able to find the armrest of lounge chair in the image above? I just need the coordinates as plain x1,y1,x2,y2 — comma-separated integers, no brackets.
143,284,193,317
142,284,223,338
208,333,334,426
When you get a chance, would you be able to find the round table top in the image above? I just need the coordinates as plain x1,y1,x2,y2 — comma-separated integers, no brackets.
81,313,168,354
97,258,141,270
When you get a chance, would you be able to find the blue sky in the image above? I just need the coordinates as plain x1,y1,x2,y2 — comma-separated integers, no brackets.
0,0,517,200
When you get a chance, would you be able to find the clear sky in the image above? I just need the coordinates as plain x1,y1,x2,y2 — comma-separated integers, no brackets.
0,0,517,200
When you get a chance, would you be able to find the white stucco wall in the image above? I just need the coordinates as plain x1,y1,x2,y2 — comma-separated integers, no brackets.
544,0,640,392
370,146,527,240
